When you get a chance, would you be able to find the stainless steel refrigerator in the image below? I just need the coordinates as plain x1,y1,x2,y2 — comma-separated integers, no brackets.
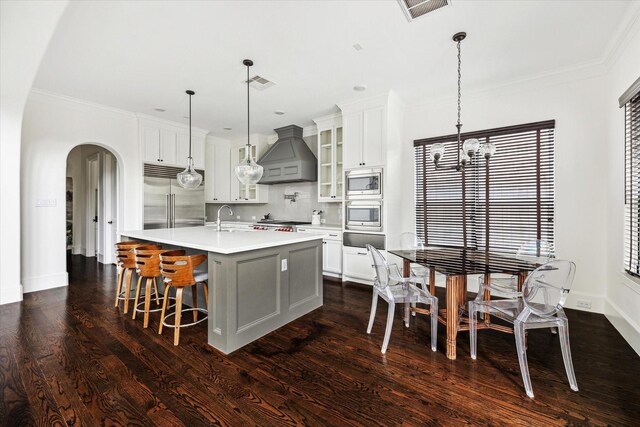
144,165,205,229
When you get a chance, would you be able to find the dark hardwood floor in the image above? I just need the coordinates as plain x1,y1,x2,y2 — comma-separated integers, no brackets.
1,255,639,426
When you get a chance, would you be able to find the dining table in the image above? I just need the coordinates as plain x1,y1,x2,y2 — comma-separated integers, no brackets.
388,246,537,360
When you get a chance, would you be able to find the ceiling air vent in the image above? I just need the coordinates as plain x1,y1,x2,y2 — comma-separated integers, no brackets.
397,0,450,22
245,75,275,91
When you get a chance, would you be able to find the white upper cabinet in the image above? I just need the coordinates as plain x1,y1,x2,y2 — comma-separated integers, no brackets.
230,140,268,203
160,129,177,165
176,133,204,169
314,114,343,202
342,107,385,169
139,115,206,168
204,137,231,202
143,127,161,162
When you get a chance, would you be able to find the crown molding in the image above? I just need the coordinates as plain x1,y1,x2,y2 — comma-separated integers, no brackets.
602,1,640,74
136,113,209,135
30,88,137,118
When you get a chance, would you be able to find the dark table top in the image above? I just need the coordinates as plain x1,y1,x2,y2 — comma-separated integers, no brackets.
389,247,537,276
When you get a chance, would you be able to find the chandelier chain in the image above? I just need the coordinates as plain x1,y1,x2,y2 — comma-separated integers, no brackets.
457,39,462,127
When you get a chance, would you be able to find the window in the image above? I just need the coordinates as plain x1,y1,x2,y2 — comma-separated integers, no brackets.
414,120,555,255
621,78,640,278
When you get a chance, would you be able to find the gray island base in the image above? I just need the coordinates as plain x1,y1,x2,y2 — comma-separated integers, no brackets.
118,226,323,354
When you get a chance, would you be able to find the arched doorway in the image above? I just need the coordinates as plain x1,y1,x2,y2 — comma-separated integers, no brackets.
66,144,120,265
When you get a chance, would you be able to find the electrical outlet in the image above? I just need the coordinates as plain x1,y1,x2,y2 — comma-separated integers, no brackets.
236,215,241,220
251,216,256,220
576,299,592,309
281,259,288,271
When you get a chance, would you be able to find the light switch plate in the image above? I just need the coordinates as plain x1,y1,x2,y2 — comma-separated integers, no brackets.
281,259,288,271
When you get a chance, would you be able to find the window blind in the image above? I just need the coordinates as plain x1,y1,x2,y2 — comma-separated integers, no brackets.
414,120,555,255
624,91,640,277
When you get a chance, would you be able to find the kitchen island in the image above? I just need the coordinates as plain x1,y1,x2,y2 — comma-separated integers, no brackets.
118,226,323,354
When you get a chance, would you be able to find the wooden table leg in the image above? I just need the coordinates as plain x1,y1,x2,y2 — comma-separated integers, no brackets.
446,275,461,360
484,273,491,325
429,269,436,297
517,272,527,293
403,259,411,277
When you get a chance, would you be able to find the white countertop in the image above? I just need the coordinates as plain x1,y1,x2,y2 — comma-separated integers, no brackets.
119,226,323,254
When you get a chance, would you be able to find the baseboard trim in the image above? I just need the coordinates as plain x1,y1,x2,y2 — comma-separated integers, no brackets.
22,272,69,294
605,298,640,357
0,283,23,305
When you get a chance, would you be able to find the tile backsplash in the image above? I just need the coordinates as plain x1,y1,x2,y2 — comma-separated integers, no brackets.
206,181,342,225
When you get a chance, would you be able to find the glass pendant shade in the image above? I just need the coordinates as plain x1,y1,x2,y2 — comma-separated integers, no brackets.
480,142,497,159
430,143,445,163
459,149,471,165
234,151,263,185
177,157,203,189
463,138,480,157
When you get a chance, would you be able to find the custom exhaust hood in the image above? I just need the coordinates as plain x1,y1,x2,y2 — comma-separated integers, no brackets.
257,125,317,184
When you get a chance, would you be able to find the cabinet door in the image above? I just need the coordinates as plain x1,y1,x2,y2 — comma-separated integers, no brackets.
213,143,231,201
334,126,343,200
176,133,190,167
160,129,177,165
143,127,161,163
318,128,334,200
342,112,363,169
362,107,384,167
342,246,376,282
324,240,343,274
191,136,204,168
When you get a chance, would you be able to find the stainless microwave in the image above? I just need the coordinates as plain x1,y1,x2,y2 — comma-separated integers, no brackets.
345,168,382,199
346,200,382,231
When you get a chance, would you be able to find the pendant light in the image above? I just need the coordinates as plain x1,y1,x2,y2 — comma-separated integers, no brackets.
430,32,496,171
234,59,264,185
177,90,203,189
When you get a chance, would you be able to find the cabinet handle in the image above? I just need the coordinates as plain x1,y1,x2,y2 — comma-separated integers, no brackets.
357,252,367,256
329,234,338,237
323,242,327,244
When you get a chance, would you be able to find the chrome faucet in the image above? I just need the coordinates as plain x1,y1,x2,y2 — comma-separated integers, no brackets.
216,205,233,231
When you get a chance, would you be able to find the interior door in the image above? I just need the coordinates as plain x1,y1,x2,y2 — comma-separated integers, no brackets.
171,179,204,228
102,153,117,264
144,177,170,229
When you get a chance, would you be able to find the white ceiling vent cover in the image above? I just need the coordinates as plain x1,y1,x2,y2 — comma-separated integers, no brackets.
245,75,275,91
397,0,451,22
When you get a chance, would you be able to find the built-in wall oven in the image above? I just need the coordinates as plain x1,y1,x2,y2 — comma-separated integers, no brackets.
346,200,382,231
345,168,382,199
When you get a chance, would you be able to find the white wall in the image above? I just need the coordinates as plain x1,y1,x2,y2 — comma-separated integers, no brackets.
21,91,141,294
402,69,610,313
604,20,640,355
0,1,68,304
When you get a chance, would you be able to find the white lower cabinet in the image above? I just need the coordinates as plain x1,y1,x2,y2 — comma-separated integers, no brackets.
297,227,342,277
342,245,380,284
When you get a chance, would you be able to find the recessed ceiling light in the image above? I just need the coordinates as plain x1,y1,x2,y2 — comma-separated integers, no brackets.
223,127,232,131
154,107,166,112
274,110,285,115
353,43,364,51
353,85,367,92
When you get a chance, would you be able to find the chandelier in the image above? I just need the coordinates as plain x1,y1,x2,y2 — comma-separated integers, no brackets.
430,32,496,170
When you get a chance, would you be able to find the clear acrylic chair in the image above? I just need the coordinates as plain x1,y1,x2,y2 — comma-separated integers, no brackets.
477,240,555,301
469,260,578,398
366,244,438,354
399,232,430,285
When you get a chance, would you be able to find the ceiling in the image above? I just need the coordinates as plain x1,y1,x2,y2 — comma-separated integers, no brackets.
34,0,633,138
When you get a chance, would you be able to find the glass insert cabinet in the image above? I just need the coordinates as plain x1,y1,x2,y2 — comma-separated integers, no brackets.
314,114,343,202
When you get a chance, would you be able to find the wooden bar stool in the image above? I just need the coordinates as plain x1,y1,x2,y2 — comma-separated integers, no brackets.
132,245,164,328
115,241,143,314
158,250,209,346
